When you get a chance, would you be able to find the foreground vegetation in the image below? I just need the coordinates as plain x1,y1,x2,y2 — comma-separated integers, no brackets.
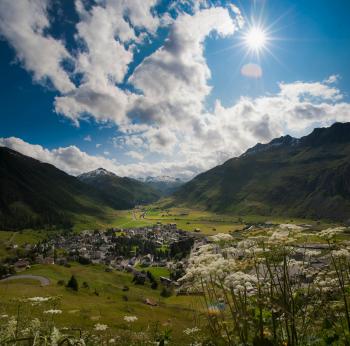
179,225,350,345
1,208,349,345
0,263,197,344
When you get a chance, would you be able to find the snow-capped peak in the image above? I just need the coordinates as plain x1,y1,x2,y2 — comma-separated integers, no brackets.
78,167,116,179
139,175,182,183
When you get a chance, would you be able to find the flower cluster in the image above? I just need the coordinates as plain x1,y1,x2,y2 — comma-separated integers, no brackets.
43,309,62,315
124,316,138,323
210,233,233,243
319,227,345,240
224,271,258,295
183,327,200,335
27,296,50,303
94,323,108,331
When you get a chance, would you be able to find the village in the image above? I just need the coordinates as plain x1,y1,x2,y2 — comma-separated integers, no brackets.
0,223,205,286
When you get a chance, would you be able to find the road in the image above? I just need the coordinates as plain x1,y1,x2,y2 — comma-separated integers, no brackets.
0,274,50,286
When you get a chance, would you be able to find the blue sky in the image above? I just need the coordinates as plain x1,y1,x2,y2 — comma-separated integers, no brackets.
0,0,350,179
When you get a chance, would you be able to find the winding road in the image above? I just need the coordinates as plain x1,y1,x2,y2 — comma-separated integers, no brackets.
0,275,50,286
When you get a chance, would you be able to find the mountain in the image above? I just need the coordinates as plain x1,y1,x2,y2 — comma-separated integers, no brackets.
139,176,184,195
173,122,350,221
0,147,112,230
78,168,161,208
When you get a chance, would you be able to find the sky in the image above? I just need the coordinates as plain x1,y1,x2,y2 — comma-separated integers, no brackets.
0,0,350,180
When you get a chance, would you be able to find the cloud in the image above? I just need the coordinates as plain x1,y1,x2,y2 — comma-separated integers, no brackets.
0,0,75,93
126,151,144,160
84,135,92,142
324,74,339,84
129,7,243,127
0,136,195,180
54,0,161,125
279,80,342,101
0,137,118,176
2,2,350,180
241,63,262,78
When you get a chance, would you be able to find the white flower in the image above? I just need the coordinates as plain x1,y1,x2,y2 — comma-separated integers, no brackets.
279,224,304,232
124,315,138,323
332,248,350,259
29,318,41,331
27,296,50,303
319,227,345,240
237,239,257,249
44,309,62,314
183,327,200,335
5,317,17,338
210,233,233,243
94,323,108,331
224,272,258,296
269,229,290,243
314,275,338,292
51,327,61,346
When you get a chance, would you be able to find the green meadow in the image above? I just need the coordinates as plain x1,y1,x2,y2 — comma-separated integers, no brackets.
0,263,199,344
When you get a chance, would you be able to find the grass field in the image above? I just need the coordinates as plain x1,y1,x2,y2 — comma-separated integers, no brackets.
122,206,337,235
0,229,48,259
0,263,200,343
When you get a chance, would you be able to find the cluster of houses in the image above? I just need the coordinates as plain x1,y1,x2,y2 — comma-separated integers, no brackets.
9,224,202,275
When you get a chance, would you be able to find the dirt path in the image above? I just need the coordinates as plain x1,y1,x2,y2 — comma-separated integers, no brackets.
0,275,50,286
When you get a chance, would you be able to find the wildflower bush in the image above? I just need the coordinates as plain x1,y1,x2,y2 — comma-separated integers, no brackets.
179,226,350,345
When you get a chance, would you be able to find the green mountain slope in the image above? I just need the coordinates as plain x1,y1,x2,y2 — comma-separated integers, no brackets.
0,147,112,230
173,122,350,221
78,168,161,209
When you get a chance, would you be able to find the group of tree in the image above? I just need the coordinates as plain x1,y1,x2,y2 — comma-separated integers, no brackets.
132,270,158,289
112,235,168,260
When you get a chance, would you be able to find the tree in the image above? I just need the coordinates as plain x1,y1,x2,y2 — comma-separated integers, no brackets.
66,275,78,291
160,287,172,297
132,273,146,285
147,270,156,283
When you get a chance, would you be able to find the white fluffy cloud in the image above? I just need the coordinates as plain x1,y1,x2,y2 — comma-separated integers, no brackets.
3,77,350,180
54,0,161,125
0,136,200,180
0,0,75,93
129,7,242,126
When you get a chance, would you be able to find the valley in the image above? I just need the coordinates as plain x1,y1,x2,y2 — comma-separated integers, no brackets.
1,122,350,344
1,212,349,344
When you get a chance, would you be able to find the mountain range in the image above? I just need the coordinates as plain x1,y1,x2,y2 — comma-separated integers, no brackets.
1,122,350,230
0,150,161,230
78,168,161,209
138,176,184,195
173,122,350,221
0,147,109,230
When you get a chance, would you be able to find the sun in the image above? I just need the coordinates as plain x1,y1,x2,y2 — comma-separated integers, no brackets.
244,27,267,51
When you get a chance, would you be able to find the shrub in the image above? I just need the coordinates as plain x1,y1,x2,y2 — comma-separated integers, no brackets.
57,279,65,286
78,256,91,265
66,275,78,291
151,281,158,290
160,287,172,297
132,273,146,285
